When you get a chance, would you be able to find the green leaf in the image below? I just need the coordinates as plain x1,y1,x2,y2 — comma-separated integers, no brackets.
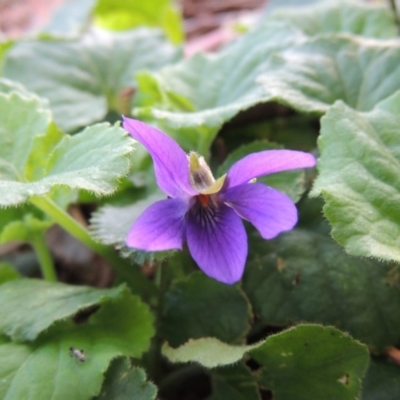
361,359,400,400
161,272,252,347
0,214,51,244
0,92,51,181
163,324,369,400
90,191,172,263
133,22,305,154
0,39,12,73
207,364,260,400
96,358,157,400
0,78,46,104
0,290,154,400
263,0,323,14
162,337,258,368
134,20,400,154
218,141,309,202
0,263,20,285
311,93,400,264
3,28,181,132
269,0,397,38
0,82,77,236
94,0,184,44
253,325,369,400
0,92,134,207
243,229,400,351
0,204,48,240
0,279,127,341
258,35,400,114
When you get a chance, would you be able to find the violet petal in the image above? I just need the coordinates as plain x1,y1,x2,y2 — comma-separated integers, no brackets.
126,198,189,251
223,182,297,239
186,203,247,284
226,150,315,189
123,117,196,198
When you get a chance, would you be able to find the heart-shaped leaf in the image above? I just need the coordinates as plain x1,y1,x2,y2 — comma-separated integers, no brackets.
0,279,128,341
311,92,400,264
163,324,369,400
0,288,154,400
0,91,134,207
3,28,180,132
269,0,397,38
161,272,252,347
243,229,400,351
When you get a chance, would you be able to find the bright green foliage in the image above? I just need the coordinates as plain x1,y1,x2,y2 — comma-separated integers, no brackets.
0,280,127,341
41,0,183,44
0,92,134,207
3,28,181,132
96,358,157,400
362,359,400,400
0,214,51,244
207,364,260,400
269,0,397,38
0,288,154,400
243,229,400,351
253,325,369,400
311,93,400,264
0,188,75,249
0,263,20,285
94,0,183,44
0,204,50,242
0,40,12,72
160,272,252,347
0,92,51,182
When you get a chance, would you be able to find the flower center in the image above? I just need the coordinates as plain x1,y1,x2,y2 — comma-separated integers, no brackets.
188,151,227,195
190,194,220,229
197,194,210,207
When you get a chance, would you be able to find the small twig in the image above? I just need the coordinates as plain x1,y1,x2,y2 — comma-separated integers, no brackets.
386,346,400,365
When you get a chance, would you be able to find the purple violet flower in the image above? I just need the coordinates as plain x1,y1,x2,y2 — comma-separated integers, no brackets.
123,117,316,284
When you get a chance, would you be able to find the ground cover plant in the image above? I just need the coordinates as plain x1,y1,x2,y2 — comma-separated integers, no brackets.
0,0,400,398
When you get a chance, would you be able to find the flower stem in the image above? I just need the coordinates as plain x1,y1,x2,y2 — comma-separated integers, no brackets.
149,262,170,382
30,233,57,282
29,196,156,297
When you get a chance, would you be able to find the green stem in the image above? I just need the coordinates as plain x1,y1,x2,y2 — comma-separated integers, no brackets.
150,262,170,382
389,0,400,33
30,196,106,255
30,196,156,297
30,233,57,282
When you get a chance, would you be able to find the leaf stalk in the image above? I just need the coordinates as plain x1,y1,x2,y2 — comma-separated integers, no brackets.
29,195,156,297
30,233,57,282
